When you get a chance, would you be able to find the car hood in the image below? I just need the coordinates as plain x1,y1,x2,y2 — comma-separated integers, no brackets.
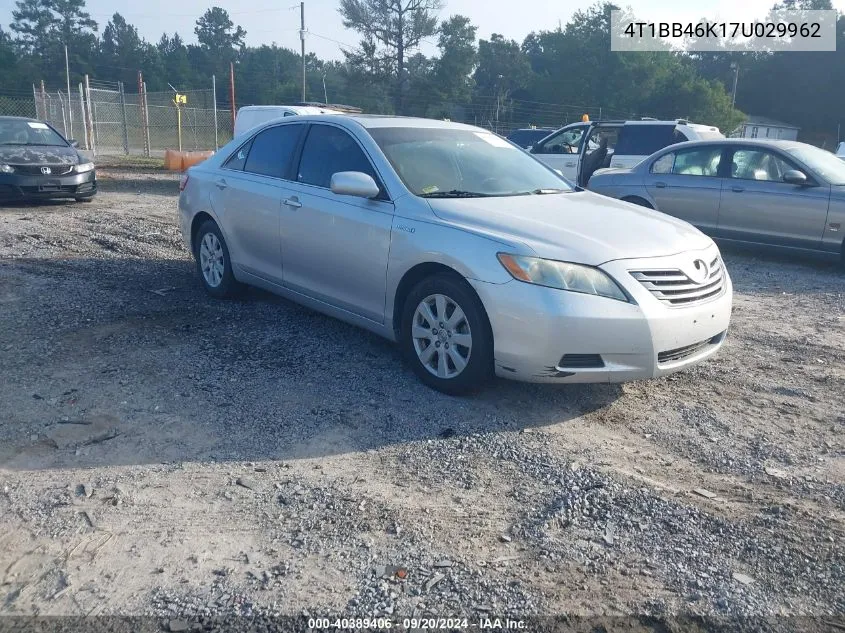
426,190,713,266
0,144,80,165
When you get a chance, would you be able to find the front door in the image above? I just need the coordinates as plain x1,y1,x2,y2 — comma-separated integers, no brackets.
717,147,830,248
530,123,589,182
281,123,394,323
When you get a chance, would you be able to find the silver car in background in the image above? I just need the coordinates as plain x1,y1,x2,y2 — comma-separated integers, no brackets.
179,115,732,394
588,139,845,264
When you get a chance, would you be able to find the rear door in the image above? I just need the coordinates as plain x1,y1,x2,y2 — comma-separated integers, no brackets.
210,123,304,284
717,146,830,248
281,123,394,323
611,124,676,169
530,124,589,181
643,145,725,232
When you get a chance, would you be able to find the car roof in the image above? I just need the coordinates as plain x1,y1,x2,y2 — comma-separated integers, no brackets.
285,113,490,132
657,138,807,151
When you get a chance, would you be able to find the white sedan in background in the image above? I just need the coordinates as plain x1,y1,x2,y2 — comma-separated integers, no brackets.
179,115,732,394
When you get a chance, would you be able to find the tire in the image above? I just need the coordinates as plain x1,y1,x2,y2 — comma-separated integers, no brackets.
400,273,493,395
622,196,653,209
193,220,242,299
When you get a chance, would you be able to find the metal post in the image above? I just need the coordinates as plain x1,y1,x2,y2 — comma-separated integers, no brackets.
58,91,68,136
229,62,236,133
118,82,130,154
138,71,150,157
84,74,96,156
142,82,151,156
40,80,47,121
32,84,39,120
300,2,306,102
322,71,327,104
212,74,219,150
65,44,73,140
78,82,87,149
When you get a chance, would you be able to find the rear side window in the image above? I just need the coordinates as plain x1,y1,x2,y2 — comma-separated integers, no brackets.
297,124,382,193
616,124,676,156
224,141,252,171
243,124,303,179
671,147,723,177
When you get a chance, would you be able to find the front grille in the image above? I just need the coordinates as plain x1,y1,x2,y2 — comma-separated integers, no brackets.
629,256,724,307
11,164,75,176
658,332,724,364
558,353,605,369
20,185,77,194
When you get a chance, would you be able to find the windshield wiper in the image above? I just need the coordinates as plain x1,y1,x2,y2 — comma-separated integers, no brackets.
418,190,492,198
528,188,568,195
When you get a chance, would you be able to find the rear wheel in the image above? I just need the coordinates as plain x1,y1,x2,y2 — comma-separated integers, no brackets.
400,273,493,395
193,220,242,299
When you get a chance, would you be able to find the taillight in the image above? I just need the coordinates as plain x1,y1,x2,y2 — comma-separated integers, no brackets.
179,173,189,192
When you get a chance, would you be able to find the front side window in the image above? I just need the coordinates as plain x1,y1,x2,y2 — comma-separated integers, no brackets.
730,149,794,182
243,124,303,179
534,125,586,154
369,126,573,198
297,125,381,191
672,147,723,177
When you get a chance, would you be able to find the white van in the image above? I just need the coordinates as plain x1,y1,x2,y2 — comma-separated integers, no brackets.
233,105,342,137
530,119,724,185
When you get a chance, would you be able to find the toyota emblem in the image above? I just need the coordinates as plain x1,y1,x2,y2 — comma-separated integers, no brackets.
40,166,52,175
689,259,709,284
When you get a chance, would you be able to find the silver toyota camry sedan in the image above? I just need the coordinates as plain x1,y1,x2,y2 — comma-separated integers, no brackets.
178,115,732,394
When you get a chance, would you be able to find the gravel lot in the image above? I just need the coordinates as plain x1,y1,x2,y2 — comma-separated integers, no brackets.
0,167,843,628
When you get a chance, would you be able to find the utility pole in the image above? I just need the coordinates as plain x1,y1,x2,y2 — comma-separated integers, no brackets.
300,2,306,102
730,62,739,109
64,45,73,140
229,62,236,133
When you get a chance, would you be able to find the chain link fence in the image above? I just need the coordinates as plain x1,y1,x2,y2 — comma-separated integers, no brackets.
0,79,232,158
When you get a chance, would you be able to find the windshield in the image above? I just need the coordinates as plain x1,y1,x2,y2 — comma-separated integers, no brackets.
785,144,845,185
0,120,68,147
369,127,573,197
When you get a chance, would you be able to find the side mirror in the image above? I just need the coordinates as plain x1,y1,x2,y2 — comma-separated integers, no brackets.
330,171,380,199
68,139,79,148
783,169,808,185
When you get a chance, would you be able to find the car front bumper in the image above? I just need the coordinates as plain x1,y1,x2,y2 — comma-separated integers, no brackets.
470,244,732,383
0,170,97,201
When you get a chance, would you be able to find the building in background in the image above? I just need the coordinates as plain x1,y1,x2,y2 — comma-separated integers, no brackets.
731,116,800,141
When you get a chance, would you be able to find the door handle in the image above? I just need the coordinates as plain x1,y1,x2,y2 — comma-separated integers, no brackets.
565,162,577,168
283,197,302,209
654,181,667,188
731,186,745,193
215,178,227,190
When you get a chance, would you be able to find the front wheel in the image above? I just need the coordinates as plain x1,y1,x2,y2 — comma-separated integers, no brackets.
400,273,493,395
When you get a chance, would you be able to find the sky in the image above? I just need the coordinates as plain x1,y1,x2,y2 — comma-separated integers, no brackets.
1,0,844,60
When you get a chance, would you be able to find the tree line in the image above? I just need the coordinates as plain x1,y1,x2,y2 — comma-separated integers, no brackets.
0,0,842,144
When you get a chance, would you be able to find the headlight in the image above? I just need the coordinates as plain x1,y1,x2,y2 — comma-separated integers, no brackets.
75,162,95,173
0,164,13,174
497,253,629,302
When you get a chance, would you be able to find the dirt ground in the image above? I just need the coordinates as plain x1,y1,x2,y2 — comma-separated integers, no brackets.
0,166,843,628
